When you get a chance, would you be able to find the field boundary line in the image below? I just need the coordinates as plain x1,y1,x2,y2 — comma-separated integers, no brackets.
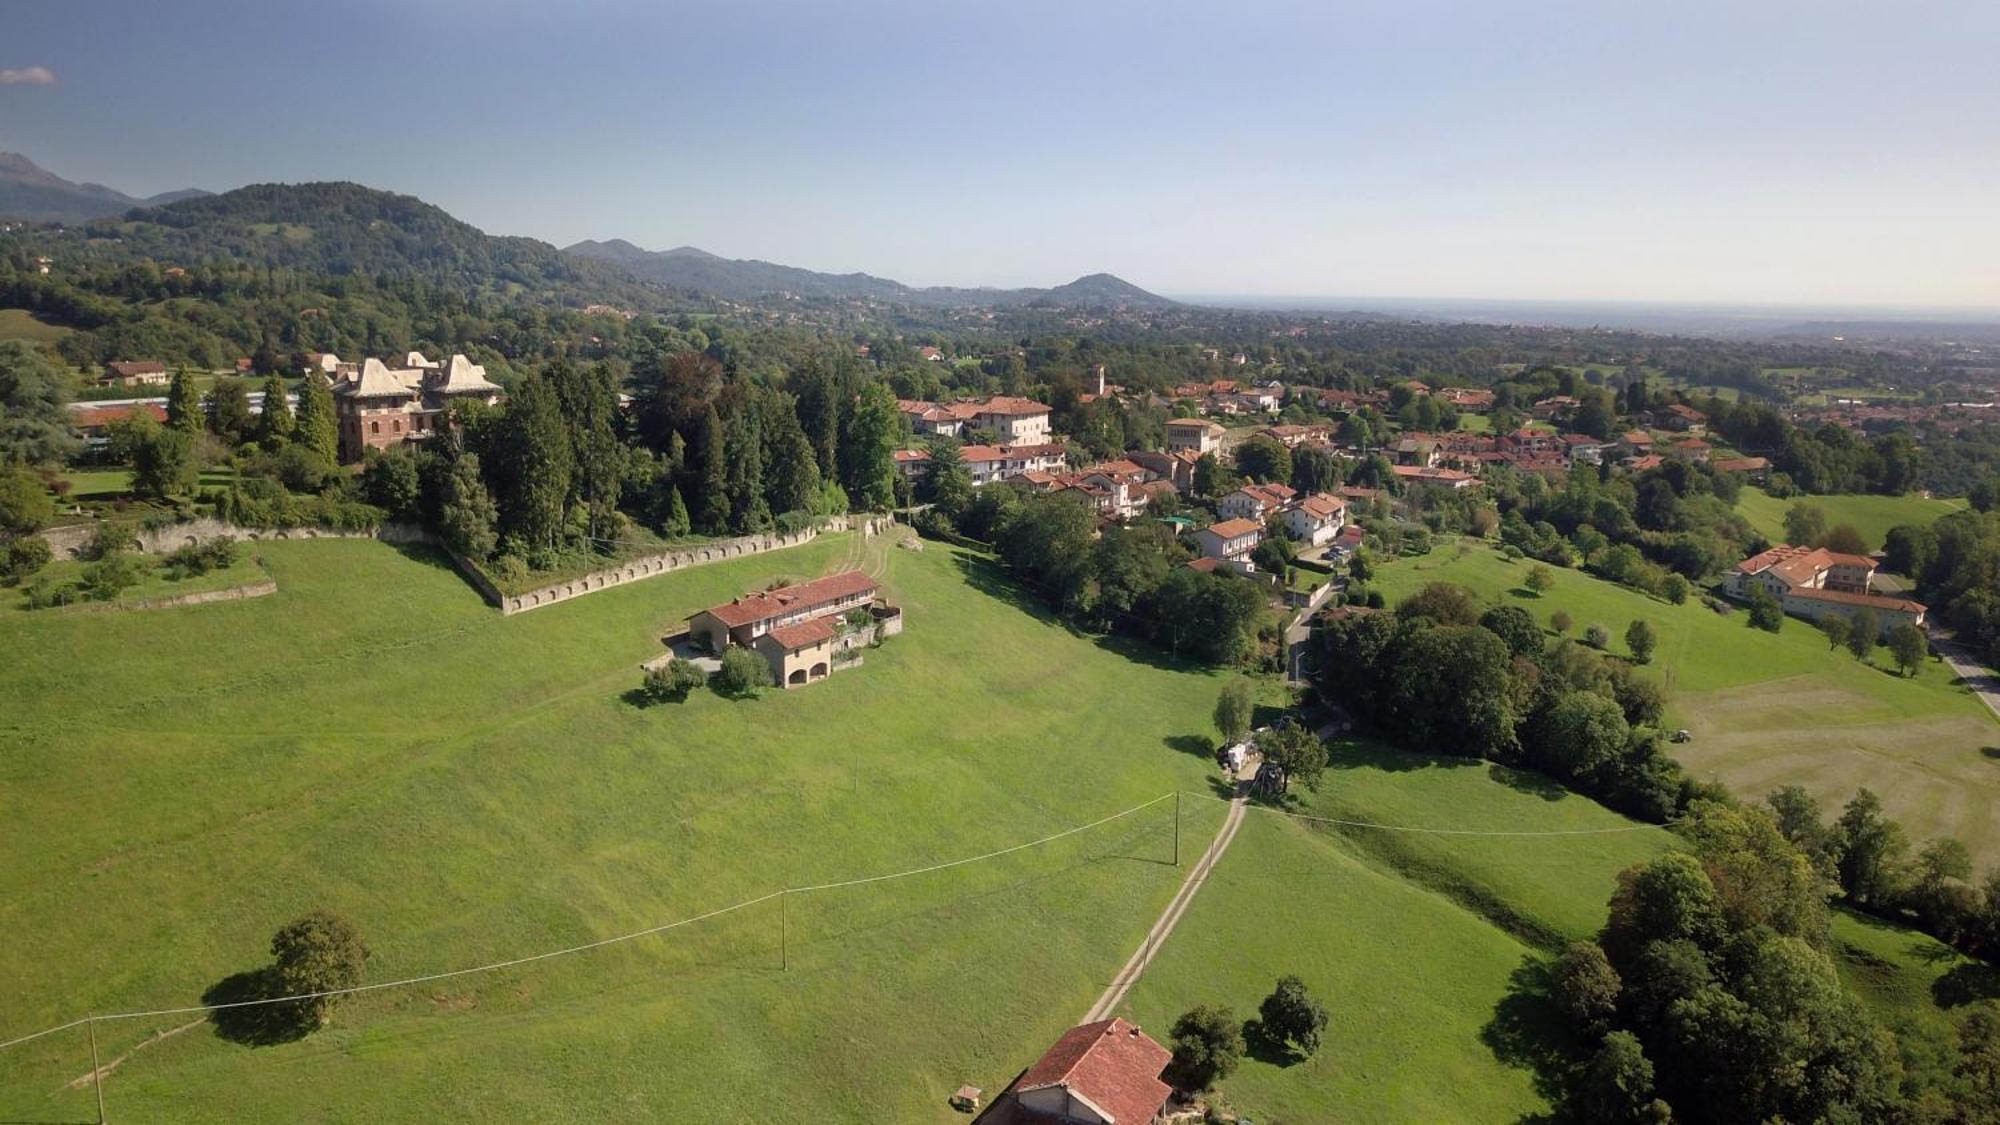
0,792,1174,1053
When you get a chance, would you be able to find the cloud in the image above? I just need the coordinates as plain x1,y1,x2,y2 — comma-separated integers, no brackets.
0,66,57,86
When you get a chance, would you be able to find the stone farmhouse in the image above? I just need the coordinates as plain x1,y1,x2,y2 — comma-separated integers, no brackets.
977,1018,1173,1125
686,570,900,688
100,360,171,388
1727,544,1927,638
327,352,505,463
898,396,1053,444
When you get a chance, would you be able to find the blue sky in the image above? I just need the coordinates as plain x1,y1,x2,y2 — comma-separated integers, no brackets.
4,0,1997,306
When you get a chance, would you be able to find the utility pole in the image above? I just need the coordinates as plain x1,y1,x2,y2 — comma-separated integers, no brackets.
1173,791,1181,867
779,891,788,972
88,1017,105,1124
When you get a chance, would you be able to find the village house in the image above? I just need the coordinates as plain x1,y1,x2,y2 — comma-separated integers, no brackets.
897,396,1053,444
1217,481,1297,522
1530,395,1581,421
68,400,168,453
892,448,932,482
1671,437,1712,463
1257,422,1331,447
330,353,505,463
1619,430,1655,457
100,360,170,388
1190,518,1262,574
1391,464,1479,490
1727,545,1926,638
1710,455,1772,481
958,442,1068,486
1560,433,1608,465
1126,449,1199,493
1391,435,1442,467
1441,386,1496,411
1658,403,1709,433
977,1018,1173,1125
1165,417,1225,455
1283,492,1348,546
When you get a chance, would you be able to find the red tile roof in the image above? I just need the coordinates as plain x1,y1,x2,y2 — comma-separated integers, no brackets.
1008,1019,1172,1125
71,402,168,428
696,571,878,629
1788,587,1925,614
763,617,836,650
1297,492,1346,519
1203,518,1263,540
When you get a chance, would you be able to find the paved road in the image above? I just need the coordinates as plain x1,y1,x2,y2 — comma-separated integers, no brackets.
1932,634,2000,724
1082,771,1253,1024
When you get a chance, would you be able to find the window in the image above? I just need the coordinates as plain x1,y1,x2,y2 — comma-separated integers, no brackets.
370,421,379,435
393,419,402,433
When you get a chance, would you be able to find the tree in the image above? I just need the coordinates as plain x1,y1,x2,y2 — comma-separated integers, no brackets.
1845,608,1878,660
922,441,973,517
1823,523,1867,556
165,368,202,434
689,403,730,534
1525,563,1555,595
117,411,197,500
1600,851,1724,967
1574,1031,1659,1124
207,376,254,444
438,454,499,559
1784,501,1828,547
1625,619,1656,664
1889,622,1926,677
1479,604,1544,657
1584,622,1610,649
360,449,420,518
1192,452,1238,499
1883,524,1937,579
1388,624,1517,759
1819,613,1850,652
723,405,772,534
660,485,692,538
0,341,82,465
1551,941,1621,1034
1256,975,1328,1059
1165,1004,1243,1091
270,910,368,1030
1235,434,1292,484
1255,724,1328,792
1747,587,1784,632
1213,677,1254,745
0,464,54,535
1551,609,1573,634
1395,581,1482,626
293,372,338,461
840,381,900,511
1835,788,1909,907
1537,691,1630,778
2,535,52,586
641,660,708,703
490,373,573,549
256,373,294,448
715,645,773,696
1662,574,1690,605
1766,785,1841,879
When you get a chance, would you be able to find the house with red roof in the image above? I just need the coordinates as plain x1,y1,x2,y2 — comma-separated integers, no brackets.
1726,544,1925,638
978,1018,1173,1125
100,360,170,387
688,571,880,652
1191,518,1263,574
1165,418,1225,455
1284,492,1348,546
1217,482,1297,522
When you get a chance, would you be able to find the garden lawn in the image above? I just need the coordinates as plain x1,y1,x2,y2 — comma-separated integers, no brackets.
0,533,1235,1122
1369,541,2000,864
1735,486,1964,552
7,551,270,613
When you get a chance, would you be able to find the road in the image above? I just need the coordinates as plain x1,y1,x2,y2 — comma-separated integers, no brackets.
1081,767,1254,1025
1931,633,2000,723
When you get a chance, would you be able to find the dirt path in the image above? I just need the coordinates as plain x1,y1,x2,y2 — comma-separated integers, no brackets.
1082,775,1252,1025
63,1017,205,1091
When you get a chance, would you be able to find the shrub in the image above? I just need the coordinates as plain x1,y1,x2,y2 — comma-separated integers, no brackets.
1551,609,1574,634
1662,574,1690,605
2,536,53,586
79,553,145,601
641,660,708,703
714,645,774,696
84,523,137,561
23,575,78,609
161,536,240,580
0,465,53,535
1584,624,1610,649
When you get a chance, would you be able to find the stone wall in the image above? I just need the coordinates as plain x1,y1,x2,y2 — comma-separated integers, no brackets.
125,579,279,611
39,517,432,558
494,515,886,616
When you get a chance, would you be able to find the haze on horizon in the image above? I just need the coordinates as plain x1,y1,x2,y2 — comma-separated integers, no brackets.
4,0,1997,309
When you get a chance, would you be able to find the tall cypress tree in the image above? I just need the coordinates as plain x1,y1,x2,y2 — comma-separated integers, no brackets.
493,373,574,550
256,373,294,448
841,381,900,511
689,403,730,535
165,368,202,434
723,405,770,534
294,373,338,462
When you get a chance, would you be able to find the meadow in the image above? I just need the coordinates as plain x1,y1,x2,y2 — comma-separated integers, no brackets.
1370,541,2000,864
0,307,73,344
1735,485,1965,552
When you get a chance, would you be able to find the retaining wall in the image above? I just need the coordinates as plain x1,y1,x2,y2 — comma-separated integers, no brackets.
40,517,431,558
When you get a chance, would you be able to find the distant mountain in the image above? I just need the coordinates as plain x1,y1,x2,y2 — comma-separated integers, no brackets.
0,152,209,223
563,239,1175,309
40,181,662,308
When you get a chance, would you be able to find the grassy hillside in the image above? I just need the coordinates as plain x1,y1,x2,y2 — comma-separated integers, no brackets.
1370,541,2000,863
0,307,72,343
1120,739,1676,1121
1735,486,1964,552
0,533,1235,1121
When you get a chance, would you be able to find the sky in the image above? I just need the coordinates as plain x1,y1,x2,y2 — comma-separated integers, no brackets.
4,0,1998,308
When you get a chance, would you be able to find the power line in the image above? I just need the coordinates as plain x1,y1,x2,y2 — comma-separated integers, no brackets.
0,792,1175,1054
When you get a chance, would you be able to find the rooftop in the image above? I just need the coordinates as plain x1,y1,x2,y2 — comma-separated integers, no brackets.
695,571,879,629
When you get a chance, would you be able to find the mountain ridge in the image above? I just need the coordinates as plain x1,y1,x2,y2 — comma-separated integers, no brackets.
563,238,1175,309
0,151,210,223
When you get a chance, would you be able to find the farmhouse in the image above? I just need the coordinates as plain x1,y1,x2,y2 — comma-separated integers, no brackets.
1191,517,1262,574
979,1018,1172,1125
1284,492,1348,545
1391,464,1478,490
101,360,170,387
751,618,838,689
1165,417,1225,455
1659,403,1709,433
330,353,505,462
688,570,881,652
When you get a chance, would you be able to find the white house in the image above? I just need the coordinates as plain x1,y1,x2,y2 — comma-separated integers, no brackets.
1217,482,1297,523
1191,518,1262,575
1283,492,1348,546
1166,418,1225,455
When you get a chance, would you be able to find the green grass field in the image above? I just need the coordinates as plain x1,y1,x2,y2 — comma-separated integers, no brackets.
0,307,73,343
1370,542,2000,863
1735,486,1965,552
8,552,270,613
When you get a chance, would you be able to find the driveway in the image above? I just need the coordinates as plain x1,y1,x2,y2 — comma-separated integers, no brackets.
1931,633,2000,724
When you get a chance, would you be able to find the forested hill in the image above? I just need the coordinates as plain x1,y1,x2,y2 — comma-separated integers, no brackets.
24,182,669,310
564,238,1177,309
